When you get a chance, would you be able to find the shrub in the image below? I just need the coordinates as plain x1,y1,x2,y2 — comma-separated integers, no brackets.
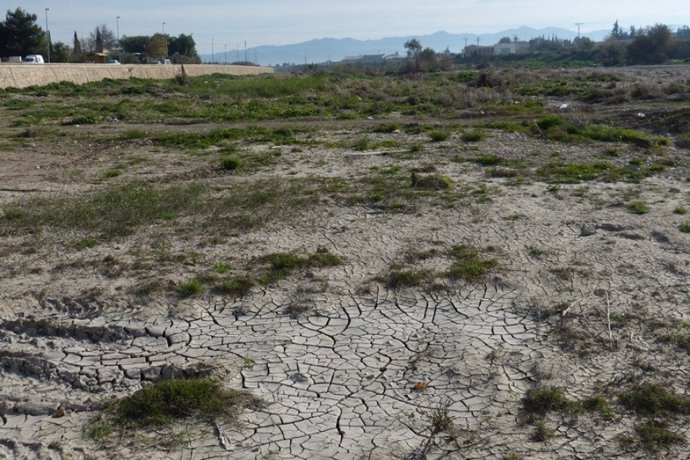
461,129,485,142
411,172,452,190
636,420,685,451
386,270,430,288
627,200,649,215
522,387,575,416
177,278,203,297
535,115,565,131
221,157,242,171
113,379,263,427
214,276,255,297
447,244,497,280
428,130,450,142
680,222,690,233
619,383,690,416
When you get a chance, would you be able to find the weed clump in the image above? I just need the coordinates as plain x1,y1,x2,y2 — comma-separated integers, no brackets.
461,129,485,142
385,270,431,289
679,222,690,233
619,383,690,416
214,276,255,297
428,130,450,142
635,420,685,451
256,251,343,284
627,200,650,215
522,387,576,417
410,172,452,190
116,379,261,428
221,157,242,171
447,245,497,280
177,279,204,298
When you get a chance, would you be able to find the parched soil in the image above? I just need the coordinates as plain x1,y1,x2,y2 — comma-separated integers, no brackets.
0,67,689,459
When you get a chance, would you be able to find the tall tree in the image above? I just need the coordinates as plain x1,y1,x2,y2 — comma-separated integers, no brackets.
73,31,82,55
169,33,200,63
404,39,422,59
628,24,674,64
144,34,167,61
51,42,71,62
86,24,117,51
95,27,103,52
120,35,149,53
0,8,46,57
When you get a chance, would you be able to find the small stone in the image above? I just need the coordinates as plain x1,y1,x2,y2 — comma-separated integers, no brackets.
580,225,597,237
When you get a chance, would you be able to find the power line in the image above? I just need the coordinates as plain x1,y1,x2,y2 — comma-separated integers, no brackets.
574,22,584,38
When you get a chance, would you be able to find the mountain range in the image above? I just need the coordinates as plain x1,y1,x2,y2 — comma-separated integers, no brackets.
201,26,612,66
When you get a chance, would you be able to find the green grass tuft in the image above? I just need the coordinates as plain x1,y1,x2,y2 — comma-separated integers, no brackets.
447,245,497,280
627,200,650,215
177,279,204,298
113,379,262,427
619,382,690,416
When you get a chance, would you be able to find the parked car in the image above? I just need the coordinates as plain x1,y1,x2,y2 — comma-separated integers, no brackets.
106,59,121,65
24,54,45,64
8,56,22,62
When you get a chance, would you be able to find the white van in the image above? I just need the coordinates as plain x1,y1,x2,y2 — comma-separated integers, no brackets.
24,55,45,64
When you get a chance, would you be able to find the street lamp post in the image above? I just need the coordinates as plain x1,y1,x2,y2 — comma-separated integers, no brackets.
162,22,167,60
44,8,50,63
116,16,121,62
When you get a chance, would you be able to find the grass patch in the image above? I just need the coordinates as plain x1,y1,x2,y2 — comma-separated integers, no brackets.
111,379,262,428
461,129,485,142
635,420,685,451
679,222,690,233
674,206,687,215
619,382,690,416
0,183,204,241
255,251,343,284
411,172,452,190
221,157,242,171
447,244,497,280
177,278,204,298
385,270,432,289
532,115,665,147
627,200,650,215
522,387,578,417
213,275,255,297
428,130,450,142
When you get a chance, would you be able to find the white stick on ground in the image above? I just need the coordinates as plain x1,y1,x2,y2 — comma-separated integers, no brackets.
606,291,613,349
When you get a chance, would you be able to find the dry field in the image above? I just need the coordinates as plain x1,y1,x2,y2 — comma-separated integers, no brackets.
0,67,689,459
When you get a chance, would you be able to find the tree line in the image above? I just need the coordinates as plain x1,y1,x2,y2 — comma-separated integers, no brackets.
0,7,199,63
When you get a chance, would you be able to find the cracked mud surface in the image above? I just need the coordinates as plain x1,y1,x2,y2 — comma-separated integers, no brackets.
1,68,690,459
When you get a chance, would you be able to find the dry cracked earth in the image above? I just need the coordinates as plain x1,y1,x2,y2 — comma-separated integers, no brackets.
1,68,690,460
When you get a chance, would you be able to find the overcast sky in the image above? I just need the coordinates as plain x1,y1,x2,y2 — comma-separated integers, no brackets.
8,1,690,53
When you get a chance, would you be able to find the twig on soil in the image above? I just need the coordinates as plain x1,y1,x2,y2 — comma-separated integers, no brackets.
561,297,589,317
606,291,613,350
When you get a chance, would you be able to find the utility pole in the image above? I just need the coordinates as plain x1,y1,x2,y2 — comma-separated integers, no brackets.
116,16,121,62
244,40,247,62
212,38,215,63
224,44,227,64
45,8,50,63
575,22,584,38
163,22,168,60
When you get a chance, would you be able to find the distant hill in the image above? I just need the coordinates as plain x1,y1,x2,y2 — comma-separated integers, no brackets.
201,27,611,66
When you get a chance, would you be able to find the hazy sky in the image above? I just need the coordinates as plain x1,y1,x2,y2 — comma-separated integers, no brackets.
8,1,690,53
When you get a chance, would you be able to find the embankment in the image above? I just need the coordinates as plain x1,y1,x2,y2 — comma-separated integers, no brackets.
0,63,273,89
